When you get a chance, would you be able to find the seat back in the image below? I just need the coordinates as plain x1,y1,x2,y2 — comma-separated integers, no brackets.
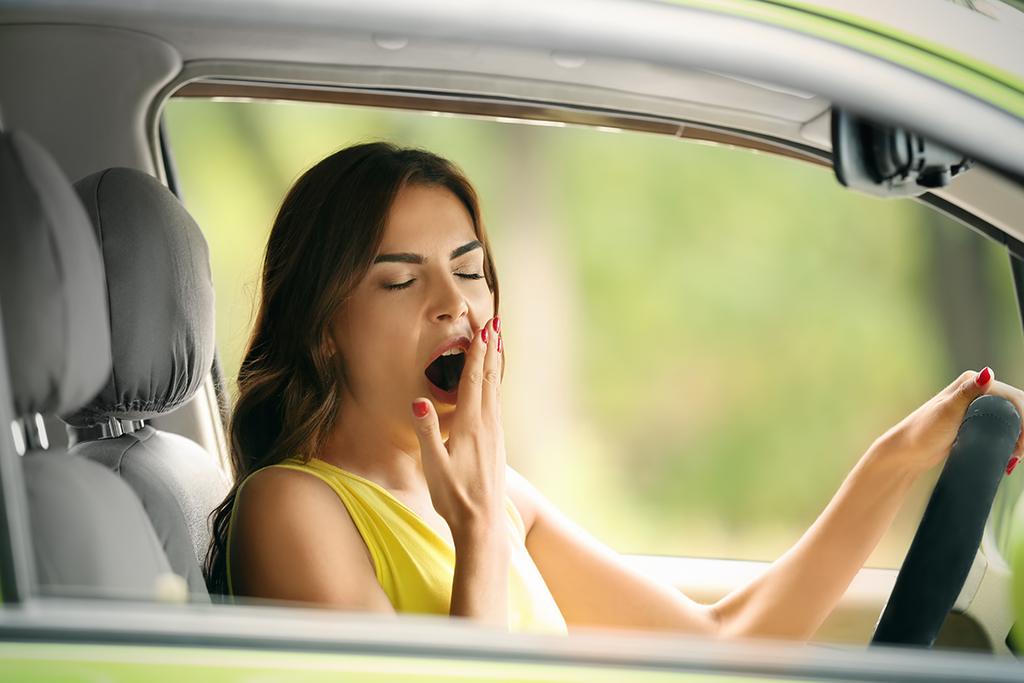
0,129,177,600
65,167,227,598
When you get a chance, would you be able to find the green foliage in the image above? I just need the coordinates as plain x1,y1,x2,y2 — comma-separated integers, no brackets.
164,99,1023,565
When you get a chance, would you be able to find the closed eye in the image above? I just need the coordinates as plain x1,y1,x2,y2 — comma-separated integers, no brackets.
384,273,484,291
384,279,415,291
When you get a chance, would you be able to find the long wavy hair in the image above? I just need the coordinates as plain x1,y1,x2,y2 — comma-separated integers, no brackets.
204,142,500,595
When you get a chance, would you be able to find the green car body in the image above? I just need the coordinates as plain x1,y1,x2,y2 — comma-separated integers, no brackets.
1,0,1023,680
667,0,1024,117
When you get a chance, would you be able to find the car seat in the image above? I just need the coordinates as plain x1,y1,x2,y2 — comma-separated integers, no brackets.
0,129,178,600
63,167,229,600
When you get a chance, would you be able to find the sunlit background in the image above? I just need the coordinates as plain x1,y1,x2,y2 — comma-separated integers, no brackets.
163,98,1024,568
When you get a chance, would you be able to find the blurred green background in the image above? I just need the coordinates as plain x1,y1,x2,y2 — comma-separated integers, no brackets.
163,98,1023,567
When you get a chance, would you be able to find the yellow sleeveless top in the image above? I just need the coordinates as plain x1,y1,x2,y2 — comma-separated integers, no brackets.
227,456,567,635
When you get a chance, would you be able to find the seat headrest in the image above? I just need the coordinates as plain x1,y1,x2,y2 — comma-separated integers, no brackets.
0,130,112,416
64,168,215,427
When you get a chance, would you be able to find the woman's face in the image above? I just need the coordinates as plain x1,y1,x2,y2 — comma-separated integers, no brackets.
330,183,495,442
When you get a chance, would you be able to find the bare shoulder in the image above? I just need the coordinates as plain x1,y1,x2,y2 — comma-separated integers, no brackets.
230,463,392,611
234,465,347,534
238,464,336,508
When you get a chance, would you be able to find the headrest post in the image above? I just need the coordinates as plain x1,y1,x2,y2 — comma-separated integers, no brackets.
19,414,49,452
10,420,26,456
66,417,146,443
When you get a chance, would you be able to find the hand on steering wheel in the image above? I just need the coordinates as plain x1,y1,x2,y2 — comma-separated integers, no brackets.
878,367,1024,476
872,374,1022,647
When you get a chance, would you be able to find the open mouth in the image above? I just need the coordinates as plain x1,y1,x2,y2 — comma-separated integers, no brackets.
424,348,466,393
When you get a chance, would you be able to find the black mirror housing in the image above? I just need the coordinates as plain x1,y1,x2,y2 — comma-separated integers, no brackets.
831,108,973,198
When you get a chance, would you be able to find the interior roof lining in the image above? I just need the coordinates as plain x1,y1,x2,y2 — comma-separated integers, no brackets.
172,79,831,167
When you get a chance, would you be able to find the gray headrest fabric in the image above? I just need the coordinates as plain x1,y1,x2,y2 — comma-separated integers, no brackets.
66,168,215,426
0,130,112,416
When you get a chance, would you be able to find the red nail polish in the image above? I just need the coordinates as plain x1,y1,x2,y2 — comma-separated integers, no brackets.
1007,456,1019,476
412,400,429,418
497,336,503,354
481,326,489,344
493,317,501,333
976,367,992,386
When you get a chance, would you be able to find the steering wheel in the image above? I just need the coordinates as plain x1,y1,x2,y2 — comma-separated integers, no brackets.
871,395,1021,647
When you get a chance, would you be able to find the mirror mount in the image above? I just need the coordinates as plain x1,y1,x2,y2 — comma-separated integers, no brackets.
831,108,973,198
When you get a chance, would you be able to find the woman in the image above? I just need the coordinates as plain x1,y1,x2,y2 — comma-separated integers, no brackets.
205,141,1024,638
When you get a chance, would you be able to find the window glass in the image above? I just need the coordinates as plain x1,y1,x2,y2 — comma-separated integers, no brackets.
163,98,1024,566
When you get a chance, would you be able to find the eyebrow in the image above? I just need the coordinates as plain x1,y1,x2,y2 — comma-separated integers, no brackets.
373,240,482,265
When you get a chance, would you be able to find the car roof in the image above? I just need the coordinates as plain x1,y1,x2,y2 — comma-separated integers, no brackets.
2,1,1022,156
740,0,1024,80
1,0,1022,239
5,0,1024,75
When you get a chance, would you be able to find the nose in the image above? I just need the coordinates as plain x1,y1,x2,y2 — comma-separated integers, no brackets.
427,272,469,323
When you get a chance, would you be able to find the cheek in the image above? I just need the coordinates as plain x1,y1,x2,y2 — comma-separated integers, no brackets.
469,288,496,322
356,308,421,385
336,302,403,381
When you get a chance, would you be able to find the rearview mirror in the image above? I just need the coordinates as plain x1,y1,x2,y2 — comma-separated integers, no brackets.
831,108,972,198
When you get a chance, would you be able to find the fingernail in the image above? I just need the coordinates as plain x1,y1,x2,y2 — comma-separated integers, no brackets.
1007,456,1019,476
497,336,503,354
412,400,429,418
493,317,501,333
976,367,992,386
481,326,489,344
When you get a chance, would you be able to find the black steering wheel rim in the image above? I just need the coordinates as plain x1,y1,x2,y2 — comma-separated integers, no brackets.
870,395,1020,648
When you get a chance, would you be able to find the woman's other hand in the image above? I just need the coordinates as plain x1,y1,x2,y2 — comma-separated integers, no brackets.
877,367,1024,476
410,317,505,542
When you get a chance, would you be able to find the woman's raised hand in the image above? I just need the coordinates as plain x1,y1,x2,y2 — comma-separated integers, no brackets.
878,367,1024,476
411,317,505,542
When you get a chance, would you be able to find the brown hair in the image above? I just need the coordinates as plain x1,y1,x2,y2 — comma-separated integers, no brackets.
204,142,500,595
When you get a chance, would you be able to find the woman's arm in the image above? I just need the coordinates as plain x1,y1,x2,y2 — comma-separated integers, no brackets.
707,439,915,640
509,467,719,633
711,368,1024,639
516,441,914,639
511,442,915,639
516,368,1023,640
449,517,511,624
